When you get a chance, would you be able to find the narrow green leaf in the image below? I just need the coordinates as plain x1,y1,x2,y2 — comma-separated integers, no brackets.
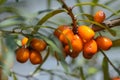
0,17,25,28
108,29,116,36
37,9,66,25
49,34,64,56
90,0,99,14
0,7,20,15
78,19,116,36
76,0,84,12
80,67,86,80
38,9,53,14
74,2,117,14
102,57,110,80
107,10,120,19
83,14,93,20
75,0,85,19
49,35,69,72
105,0,118,5
47,0,51,9
113,39,120,47
12,73,18,80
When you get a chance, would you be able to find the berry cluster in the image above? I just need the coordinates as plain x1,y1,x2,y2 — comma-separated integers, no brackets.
53,10,112,59
15,37,47,65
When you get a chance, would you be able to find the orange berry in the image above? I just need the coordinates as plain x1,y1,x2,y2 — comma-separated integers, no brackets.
30,38,47,52
83,52,93,59
21,37,28,46
29,50,43,65
54,25,70,38
112,77,120,80
94,10,106,23
95,36,112,50
64,35,83,58
16,47,29,63
83,40,97,59
78,25,95,43
59,28,74,44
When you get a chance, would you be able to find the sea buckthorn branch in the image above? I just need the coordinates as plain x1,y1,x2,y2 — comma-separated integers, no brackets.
100,49,120,75
58,0,78,34
92,18,120,31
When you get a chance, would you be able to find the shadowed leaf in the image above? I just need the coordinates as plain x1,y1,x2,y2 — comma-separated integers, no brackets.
102,57,110,80
13,73,18,80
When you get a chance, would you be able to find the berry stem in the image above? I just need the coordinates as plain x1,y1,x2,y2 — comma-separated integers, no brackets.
100,49,120,75
75,0,85,20
58,0,78,34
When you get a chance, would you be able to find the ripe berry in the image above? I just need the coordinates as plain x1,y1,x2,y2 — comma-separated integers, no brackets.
29,50,43,65
30,38,47,52
83,40,97,59
78,25,95,43
64,35,83,58
54,25,70,38
16,47,29,63
112,77,120,80
94,10,106,23
21,37,28,46
59,28,74,45
95,36,112,50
